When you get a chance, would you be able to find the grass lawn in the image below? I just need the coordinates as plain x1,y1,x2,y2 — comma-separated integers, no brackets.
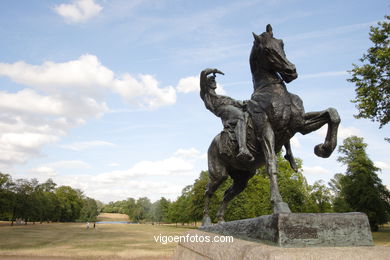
372,224,390,246
1,214,390,260
0,214,190,259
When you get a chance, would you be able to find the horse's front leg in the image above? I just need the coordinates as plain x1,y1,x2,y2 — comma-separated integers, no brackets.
299,108,340,158
261,120,291,214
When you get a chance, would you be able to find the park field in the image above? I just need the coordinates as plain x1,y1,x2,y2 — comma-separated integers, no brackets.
0,214,191,259
0,214,390,259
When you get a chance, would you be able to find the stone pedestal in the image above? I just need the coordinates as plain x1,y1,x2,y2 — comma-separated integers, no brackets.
198,212,373,247
173,230,389,260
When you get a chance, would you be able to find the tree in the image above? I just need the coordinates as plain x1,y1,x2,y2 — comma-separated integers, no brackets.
151,197,170,223
123,198,137,221
348,15,389,128
79,197,99,222
337,136,390,231
133,197,151,222
0,173,15,220
328,173,352,213
309,180,333,213
55,186,83,222
11,178,35,224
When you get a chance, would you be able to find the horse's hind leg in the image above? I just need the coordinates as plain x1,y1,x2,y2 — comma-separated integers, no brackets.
202,141,228,226
284,140,298,172
299,108,340,158
216,173,251,223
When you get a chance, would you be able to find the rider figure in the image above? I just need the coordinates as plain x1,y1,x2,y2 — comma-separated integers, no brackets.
200,68,298,171
200,69,254,161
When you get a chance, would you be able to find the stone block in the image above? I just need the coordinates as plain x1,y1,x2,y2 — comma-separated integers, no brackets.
198,212,373,247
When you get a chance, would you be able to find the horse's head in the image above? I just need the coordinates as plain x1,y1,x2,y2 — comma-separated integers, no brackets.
251,24,297,83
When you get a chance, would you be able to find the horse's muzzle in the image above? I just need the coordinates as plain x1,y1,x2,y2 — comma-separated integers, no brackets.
280,67,297,83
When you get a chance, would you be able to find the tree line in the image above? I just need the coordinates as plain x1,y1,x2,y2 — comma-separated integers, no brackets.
0,176,101,225
1,136,389,231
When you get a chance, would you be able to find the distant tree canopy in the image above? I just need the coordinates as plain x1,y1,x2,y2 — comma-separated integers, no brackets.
0,175,100,224
348,15,389,128
331,136,390,231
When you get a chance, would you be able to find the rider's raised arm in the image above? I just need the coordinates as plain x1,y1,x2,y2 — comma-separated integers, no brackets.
200,68,224,100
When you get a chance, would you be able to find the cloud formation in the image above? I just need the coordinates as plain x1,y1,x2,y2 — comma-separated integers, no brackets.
317,125,361,140
302,165,331,175
0,54,177,169
30,148,204,202
176,75,225,95
54,0,103,23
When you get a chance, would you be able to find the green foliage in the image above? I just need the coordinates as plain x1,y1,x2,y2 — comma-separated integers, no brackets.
0,176,95,224
150,197,170,223
79,197,99,222
348,15,390,128
102,200,129,214
309,180,333,213
55,186,84,222
0,173,15,220
165,153,326,224
335,136,390,231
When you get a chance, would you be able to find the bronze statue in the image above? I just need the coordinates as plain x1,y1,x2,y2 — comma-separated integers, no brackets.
201,24,340,225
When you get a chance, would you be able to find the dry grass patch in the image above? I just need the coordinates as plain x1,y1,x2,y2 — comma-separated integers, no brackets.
97,213,129,222
373,224,390,246
0,221,189,259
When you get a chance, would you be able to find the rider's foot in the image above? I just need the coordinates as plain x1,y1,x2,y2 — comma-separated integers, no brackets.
237,148,254,161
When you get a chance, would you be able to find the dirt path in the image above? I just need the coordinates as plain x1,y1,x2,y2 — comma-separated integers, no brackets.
0,256,171,260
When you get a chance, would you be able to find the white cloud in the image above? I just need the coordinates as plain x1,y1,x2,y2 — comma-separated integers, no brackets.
28,148,203,202
113,74,176,109
176,76,199,93
290,136,301,149
60,140,116,151
31,166,58,178
108,162,120,167
300,71,348,79
30,160,91,180
0,54,178,168
302,165,331,175
54,0,103,23
375,161,390,171
176,75,225,95
95,149,201,182
174,147,203,159
47,160,92,169
0,54,176,109
317,125,361,140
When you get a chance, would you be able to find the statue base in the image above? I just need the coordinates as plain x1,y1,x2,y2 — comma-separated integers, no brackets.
174,229,387,260
198,212,373,247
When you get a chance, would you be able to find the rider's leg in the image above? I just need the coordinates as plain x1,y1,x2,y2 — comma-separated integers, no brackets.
227,106,254,161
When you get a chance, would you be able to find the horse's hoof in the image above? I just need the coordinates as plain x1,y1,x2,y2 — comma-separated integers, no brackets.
285,154,298,172
314,144,332,158
202,216,212,227
273,202,291,214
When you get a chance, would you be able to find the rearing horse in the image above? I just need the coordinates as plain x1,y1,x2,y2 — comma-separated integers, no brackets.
201,24,340,225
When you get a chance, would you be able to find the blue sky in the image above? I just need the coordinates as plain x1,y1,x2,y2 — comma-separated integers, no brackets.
0,0,388,203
